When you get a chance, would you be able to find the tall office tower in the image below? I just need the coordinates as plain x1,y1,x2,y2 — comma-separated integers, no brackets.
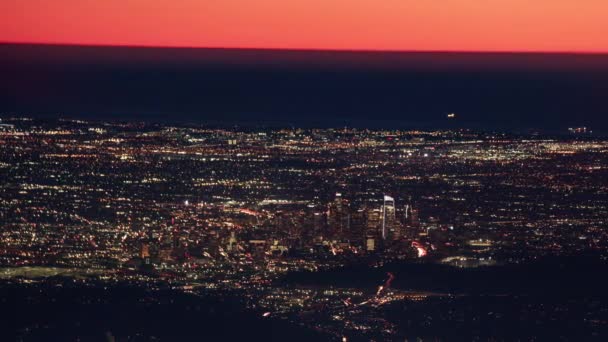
382,195,397,241
302,205,320,246
366,207,383,251
409,206,420,227
350,207,367,248
139,242,150,259
404,204,411,221
328,193,350,240
290,212,308,248
402,203,417,237
313,211,327,242
226,231,237,252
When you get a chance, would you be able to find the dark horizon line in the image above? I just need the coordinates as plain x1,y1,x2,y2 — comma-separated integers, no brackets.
3,41,608,57
1,113,602,135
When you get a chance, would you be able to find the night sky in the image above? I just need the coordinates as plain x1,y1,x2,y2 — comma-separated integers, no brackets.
2,43,608,130
2,1,608,129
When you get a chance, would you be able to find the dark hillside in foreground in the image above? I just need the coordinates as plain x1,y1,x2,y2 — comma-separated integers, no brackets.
0,282,328,341
283,255,608,296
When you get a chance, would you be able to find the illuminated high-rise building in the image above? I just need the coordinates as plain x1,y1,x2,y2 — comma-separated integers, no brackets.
403,203,420,237
366,208,382,251
139,242,150,259
313,211,326,242
328,193,350,240
350,207,367,247
227,231,237,252
409,207,420,227
382,195,396,240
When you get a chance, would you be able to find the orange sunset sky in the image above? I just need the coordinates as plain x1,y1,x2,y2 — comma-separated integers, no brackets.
1,0,607,53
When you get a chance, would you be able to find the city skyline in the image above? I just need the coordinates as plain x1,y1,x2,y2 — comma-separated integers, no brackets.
2,2,608,340
1,117,607,340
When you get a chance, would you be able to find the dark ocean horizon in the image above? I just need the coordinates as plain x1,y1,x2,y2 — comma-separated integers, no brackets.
2,43,608,132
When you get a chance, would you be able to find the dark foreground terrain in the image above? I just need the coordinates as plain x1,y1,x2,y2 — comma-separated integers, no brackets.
4,256,608,341
0,281,325,342
282,256,608,341
284,255,608,295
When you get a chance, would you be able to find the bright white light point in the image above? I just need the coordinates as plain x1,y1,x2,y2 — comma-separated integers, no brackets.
184,200,189,206
416,247,426,257
424,153,429,157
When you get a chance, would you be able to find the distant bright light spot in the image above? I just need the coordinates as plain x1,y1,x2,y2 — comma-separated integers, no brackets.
423,153,429,157
184,200,189,206
262,312,271,317
447,113,456,119
412,241,428,257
